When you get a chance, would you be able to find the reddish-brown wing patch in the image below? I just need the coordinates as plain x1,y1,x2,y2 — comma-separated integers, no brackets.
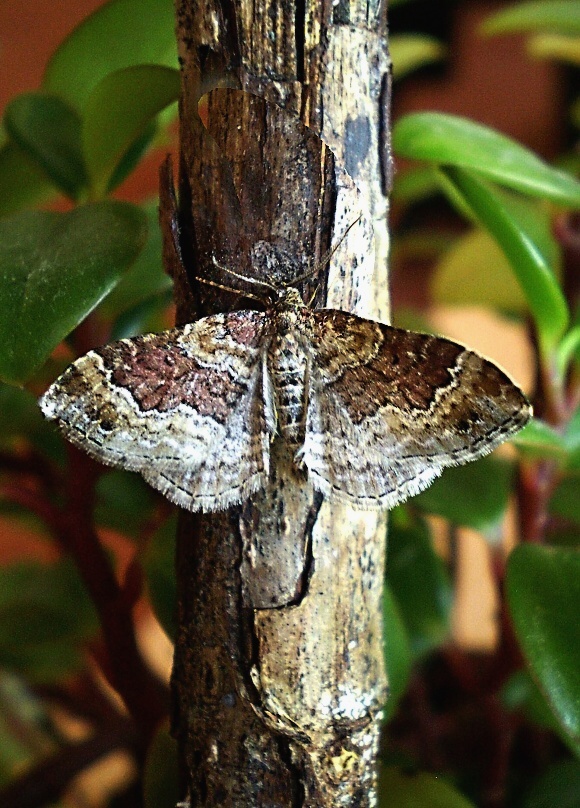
97,311,267,424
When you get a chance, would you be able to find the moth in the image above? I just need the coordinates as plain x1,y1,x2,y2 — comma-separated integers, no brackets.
39,240,531,513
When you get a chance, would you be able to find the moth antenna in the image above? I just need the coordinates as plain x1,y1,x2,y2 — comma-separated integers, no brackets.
212,256,278,293
195,274,264,303
289,215,363,286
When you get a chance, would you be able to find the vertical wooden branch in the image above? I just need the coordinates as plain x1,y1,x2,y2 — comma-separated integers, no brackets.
164,1,392,804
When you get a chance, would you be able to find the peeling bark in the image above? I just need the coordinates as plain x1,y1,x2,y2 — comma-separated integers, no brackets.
164,1,392,804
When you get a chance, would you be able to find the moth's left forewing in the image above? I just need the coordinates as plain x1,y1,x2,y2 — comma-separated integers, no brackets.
39,311,273,512
302,311,531,510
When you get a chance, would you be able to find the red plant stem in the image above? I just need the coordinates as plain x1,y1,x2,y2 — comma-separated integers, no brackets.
516,458,559,545
0,484,62,531
479,695,516,808
34,670,127,727
1,454,168,745
57,445,168,744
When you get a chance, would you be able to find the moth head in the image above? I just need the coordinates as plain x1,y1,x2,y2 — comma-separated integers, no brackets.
274,286,304,308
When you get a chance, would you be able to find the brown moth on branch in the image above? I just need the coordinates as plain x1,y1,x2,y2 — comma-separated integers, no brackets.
40,266,530,512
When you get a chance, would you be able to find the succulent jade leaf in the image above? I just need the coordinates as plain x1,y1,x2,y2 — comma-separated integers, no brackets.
527,33,580,65
414,455,514,533
101,200,170,316
393,112,580,207
110,290,174,342
563,403,580,457
512,419,567,460
440,167,569,353
0,559,97,682
482,1,580,36
391,165,440,205
95,470,156,538
390,35,446,80
3,93,87,200
0,384,48,447
431,228,527,312
0,202,147,385
501,669,561,732
0,141,59,217
143,723,180,808
507,544,580,755
523,759,580,808
105,121,158,194
83,66,180,197
387,513,452,659
143,725,181,808
0,688,38,780
556,326,580,381
383,584,412,721
43,0,177,111
379,766,476,808
549,477,580,524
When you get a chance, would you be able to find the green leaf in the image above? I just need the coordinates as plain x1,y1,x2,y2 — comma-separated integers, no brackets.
506,544,580,754
95,470,155,537
413,455,514,535
0,383,64,463
431,228,528,313
110,290,174,341
43,0,178,112
0,202,147,384
564,404,580,456
105,119,158,193
83,65,180,198
390,35,446,80
143,515,177,640
391,166,440,205
99,199,171,318
501,669,561,731
523,759,580,808
482,1,580,36
387,513,452,659
0,674,50,777
383,584,412,721
0,384,49,447
3,94,87,200
528,33,580,65
512,418,567,460
549,476,580,523
0,559,97,682
393,112,580,206
0,141,58,217
379,766,476,808
439,167,569,354
143,722,180,808
556,326,580,381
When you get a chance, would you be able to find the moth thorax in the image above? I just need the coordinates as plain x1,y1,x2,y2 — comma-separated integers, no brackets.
268,331,308,448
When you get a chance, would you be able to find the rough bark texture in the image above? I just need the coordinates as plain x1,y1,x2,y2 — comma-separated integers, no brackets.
165,1,392,805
